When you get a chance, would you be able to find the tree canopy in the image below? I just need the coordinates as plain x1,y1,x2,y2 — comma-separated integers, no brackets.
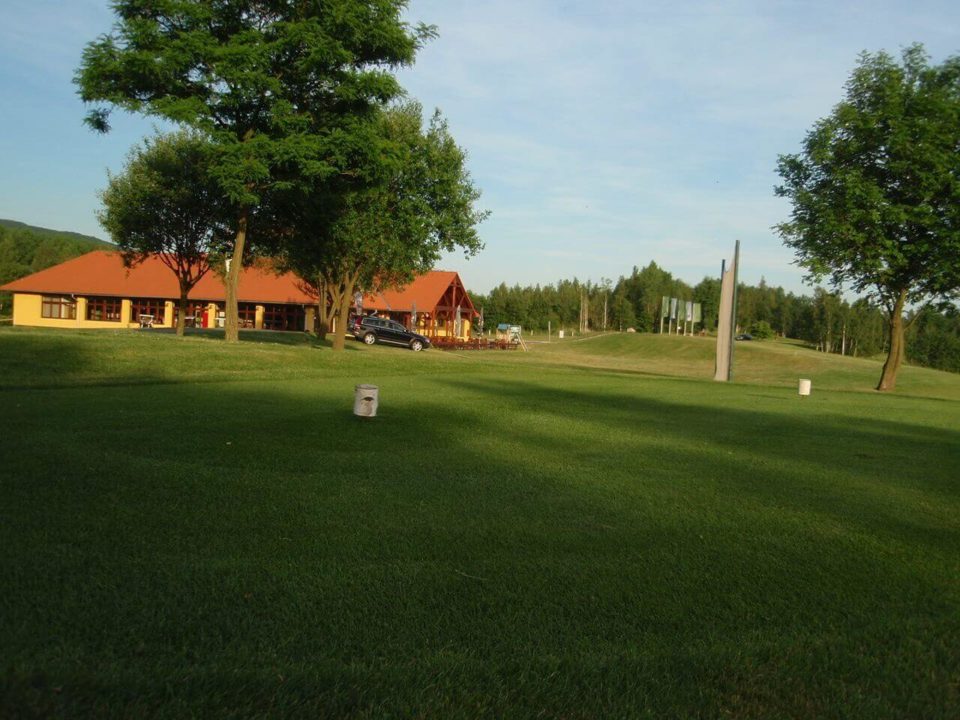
278,102,487,350
99,131,233,335
76,0,432,341
775,44,960,390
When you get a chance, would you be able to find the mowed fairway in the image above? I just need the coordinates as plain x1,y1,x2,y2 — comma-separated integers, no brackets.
2,328,959,718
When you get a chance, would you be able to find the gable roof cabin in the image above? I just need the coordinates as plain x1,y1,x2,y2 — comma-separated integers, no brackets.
360,270,476,324
1,250,478,337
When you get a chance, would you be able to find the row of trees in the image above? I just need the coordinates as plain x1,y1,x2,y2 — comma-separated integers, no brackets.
473,268,960,373
80,0,485,347
473,263,715,336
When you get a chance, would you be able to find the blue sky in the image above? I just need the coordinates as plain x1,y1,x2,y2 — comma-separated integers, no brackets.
1,1,957,294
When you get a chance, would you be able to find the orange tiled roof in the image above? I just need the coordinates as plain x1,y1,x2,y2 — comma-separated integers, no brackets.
0,251,313,304
1,250,474,311
363,271,476,314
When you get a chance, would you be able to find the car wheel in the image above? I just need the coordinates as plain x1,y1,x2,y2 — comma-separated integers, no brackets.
410,339,423,352
363,332,377,345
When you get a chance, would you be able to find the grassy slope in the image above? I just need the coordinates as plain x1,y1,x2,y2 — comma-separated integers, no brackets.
1,328,958,718
534,333,960,400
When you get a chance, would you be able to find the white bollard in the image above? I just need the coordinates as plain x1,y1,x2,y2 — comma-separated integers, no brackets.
798,379,812,397
354,384,379,417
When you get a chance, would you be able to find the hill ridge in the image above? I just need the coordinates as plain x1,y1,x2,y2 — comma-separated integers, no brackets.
0,218,112,247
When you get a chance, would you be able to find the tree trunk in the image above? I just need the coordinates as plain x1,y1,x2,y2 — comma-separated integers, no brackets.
877,290,908,392
316,301,329,337
176,284,189,337
331,276,355,352
224,206,249,343
315,274,332,338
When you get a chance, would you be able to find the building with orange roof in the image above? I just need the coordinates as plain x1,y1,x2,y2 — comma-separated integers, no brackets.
358,270,477,339
1,250,479,338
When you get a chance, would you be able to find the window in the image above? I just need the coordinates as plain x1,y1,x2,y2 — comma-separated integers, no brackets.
238,303,257,328
262,304,304,331
41,296,76,320
131,298,166,324
86,297,121,322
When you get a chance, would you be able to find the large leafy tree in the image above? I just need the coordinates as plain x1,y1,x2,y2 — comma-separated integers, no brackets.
279,102,487,350
776,44,960,391
99,132,232,336
76,0,431,342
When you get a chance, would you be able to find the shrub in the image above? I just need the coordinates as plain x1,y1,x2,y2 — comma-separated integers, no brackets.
749,320,775,339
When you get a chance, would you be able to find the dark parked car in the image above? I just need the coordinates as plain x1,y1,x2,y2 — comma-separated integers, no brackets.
352,316,431,351
735,333,754,341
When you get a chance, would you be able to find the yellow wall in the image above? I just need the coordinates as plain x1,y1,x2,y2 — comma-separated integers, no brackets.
11,293,140,329
428,317,472,340
161,301,175,328
11,293,176,330
12,293,320,334
13,294,77,328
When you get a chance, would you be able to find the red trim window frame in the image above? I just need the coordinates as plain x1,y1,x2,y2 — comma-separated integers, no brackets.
262,304,304,331
171,304,206,324
41,295,77,320
131,299,166,324
238,303,257,328
86,296,122,322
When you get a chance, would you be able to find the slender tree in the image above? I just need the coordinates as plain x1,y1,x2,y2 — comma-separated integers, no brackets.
99,132,231,335
776,44,960,390
76,0,432,342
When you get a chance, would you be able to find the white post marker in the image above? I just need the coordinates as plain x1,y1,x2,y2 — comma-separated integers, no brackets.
798,379,812,397
354,384,379,417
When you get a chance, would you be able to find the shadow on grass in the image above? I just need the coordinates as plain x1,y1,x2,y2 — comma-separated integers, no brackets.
435,375,960,545
161,327,369,350
0,327,378,390
171,327,323,347
0,328,100,388
2,367,959,717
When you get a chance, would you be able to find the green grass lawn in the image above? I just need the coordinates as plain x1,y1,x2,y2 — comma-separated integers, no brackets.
1,327,959,718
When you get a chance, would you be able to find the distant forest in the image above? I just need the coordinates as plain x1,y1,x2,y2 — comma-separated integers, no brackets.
471,261,960,374
0,219,111,316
